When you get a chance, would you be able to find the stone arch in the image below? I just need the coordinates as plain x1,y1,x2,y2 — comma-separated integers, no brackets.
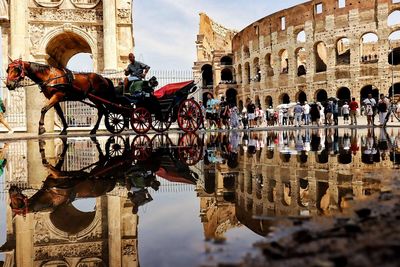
296,90,307,103
314,41,327,72
337,87,351,106
389,30,400,65
34,0,64,8
243,46,250,58
221,68,233,82
296,30,306,43
295,47,307,76
255,95,261,108
388,10,400,27
77,257,106,267
237,64,242,83
279,49,289,73
315,89,328,103
40,25,96,68
220,55,233,65
265,95,273,107
336,37,350,65
244,62,251,83
265,53,274,76
279,93,290,104
360,32,379,63
201,64,213,88
226,88,238,107
42,260,69,267
253,57,260,82
388,83,400,98
360,85,379,102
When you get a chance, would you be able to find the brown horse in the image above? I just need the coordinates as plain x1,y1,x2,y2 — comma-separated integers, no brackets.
5,59,116,135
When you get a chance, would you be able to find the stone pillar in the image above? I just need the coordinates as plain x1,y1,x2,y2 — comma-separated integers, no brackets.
27,139,54,187
9,0,27,58
108,195,122,267
15,214,33,267
103,0,118,71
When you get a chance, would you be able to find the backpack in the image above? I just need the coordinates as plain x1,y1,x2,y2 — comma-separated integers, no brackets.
377,101,387,112
0,100,5,113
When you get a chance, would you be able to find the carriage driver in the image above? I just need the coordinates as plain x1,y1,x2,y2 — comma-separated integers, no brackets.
124,53,151,95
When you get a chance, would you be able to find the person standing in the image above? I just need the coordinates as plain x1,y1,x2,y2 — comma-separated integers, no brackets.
349,97,359,125
363,94,376,126
333,100,339,125
341,101,350,125
310,102,321,126
303,101,310,125
0,97,13,134
377,94,390,127
206,93,219,130
324,101,333,125
294,102,303,127
247,100,256,128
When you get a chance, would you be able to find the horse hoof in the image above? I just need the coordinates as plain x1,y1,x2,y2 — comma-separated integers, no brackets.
59,130,67,135
38,127,46,135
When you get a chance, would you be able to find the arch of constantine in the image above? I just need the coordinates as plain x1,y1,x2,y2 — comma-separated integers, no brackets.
194,0,400,109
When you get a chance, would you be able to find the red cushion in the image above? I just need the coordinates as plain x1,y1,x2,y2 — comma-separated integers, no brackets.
154,80,194,99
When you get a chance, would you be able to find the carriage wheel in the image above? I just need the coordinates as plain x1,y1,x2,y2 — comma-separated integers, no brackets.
131,107,151,134
105,112,128,134
151,113,173,132
178,132,203,166
177,99,202,133
131,135,151,161
106,136,128,157
151,134,173,150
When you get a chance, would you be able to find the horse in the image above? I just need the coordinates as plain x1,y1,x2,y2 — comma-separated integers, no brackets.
5,59,116,135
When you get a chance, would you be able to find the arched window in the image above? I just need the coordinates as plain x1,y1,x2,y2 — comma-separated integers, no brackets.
296,47,307,76
315,42,327,72
253,57,260,82
265,53,274,76
297,30,306,43
220,56,233,65
244,62,251,84
279,49,289,74
336,37,350,65
388,10,400,27
389,30,400,65
201,64,213,88
360,33,379,63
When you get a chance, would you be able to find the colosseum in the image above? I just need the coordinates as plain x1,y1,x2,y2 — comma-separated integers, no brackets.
193,0,400,110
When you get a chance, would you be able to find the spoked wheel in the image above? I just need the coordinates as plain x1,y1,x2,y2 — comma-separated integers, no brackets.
105,112,128,134
131,107,151,134
131,135,152,161
151,134,173,150
106,136,128,157
177,99,202,133
151,112,173,132
178,132,203,166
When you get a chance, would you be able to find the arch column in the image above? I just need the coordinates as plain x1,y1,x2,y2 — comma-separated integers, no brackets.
103,0,118,70
10,0,27,58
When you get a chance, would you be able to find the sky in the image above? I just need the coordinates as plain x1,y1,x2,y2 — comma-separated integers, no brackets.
132,0,307,70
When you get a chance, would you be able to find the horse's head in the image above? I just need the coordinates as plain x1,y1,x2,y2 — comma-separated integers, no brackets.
6,59,26,91
8,186,29,215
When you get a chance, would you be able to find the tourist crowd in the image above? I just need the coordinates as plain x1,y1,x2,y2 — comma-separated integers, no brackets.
201,93,400,130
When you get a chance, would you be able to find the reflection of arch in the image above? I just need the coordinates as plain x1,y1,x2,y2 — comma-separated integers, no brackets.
314,41,327,72
201,64,213,88
297,91,307,103
280,93,290,104
50,204,96,235
221,68,233,81
360,85,379,102
226,88,237,107
265,95,273,107
336,37,350,65
220,55,233,65
337,87,351,104
280,153,291,162
42,26,95,68
315,89,328,102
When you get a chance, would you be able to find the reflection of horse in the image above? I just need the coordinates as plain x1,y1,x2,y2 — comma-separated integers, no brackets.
5,59,116,135
9,138,122,215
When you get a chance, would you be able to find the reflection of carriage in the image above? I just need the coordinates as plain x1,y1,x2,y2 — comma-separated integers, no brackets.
98,80,203,134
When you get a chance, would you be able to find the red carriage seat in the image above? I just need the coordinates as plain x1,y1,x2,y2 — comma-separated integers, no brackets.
155,167,196,185
153,80,194,99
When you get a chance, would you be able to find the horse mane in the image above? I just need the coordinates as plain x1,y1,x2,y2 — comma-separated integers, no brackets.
29,62,51,74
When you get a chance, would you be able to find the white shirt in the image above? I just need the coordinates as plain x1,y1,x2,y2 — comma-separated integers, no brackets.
303,104,310,114
341,104,350,115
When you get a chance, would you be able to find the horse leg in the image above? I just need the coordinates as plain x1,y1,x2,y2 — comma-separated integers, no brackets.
54,103,68,135
39,94,63,135
90,105,105,135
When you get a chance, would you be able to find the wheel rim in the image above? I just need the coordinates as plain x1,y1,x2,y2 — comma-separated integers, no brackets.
151,113,172,132
131,107,151,134
177,99,202,132
106,136,127,157
131,135,151,161
151,134,173,149
105,112,126,134
178,133,202,165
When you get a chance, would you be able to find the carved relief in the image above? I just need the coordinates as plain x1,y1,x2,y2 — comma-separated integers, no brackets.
34,0,64,8
117,9,131,24
29,24,45,50
34,241,104,261
71,0,101,9
29,8,103,23
0,0,9,20
34,220,50,244
122,239,137,256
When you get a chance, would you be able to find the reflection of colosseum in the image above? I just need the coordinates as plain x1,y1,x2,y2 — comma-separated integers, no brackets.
194,0,400,109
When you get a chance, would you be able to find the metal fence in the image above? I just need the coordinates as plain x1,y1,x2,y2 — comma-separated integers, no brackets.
1,69,194,128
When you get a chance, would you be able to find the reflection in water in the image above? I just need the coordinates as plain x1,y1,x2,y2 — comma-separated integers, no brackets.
0,128,399,266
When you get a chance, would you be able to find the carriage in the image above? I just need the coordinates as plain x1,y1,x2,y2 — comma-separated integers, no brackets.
97,79,204,134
